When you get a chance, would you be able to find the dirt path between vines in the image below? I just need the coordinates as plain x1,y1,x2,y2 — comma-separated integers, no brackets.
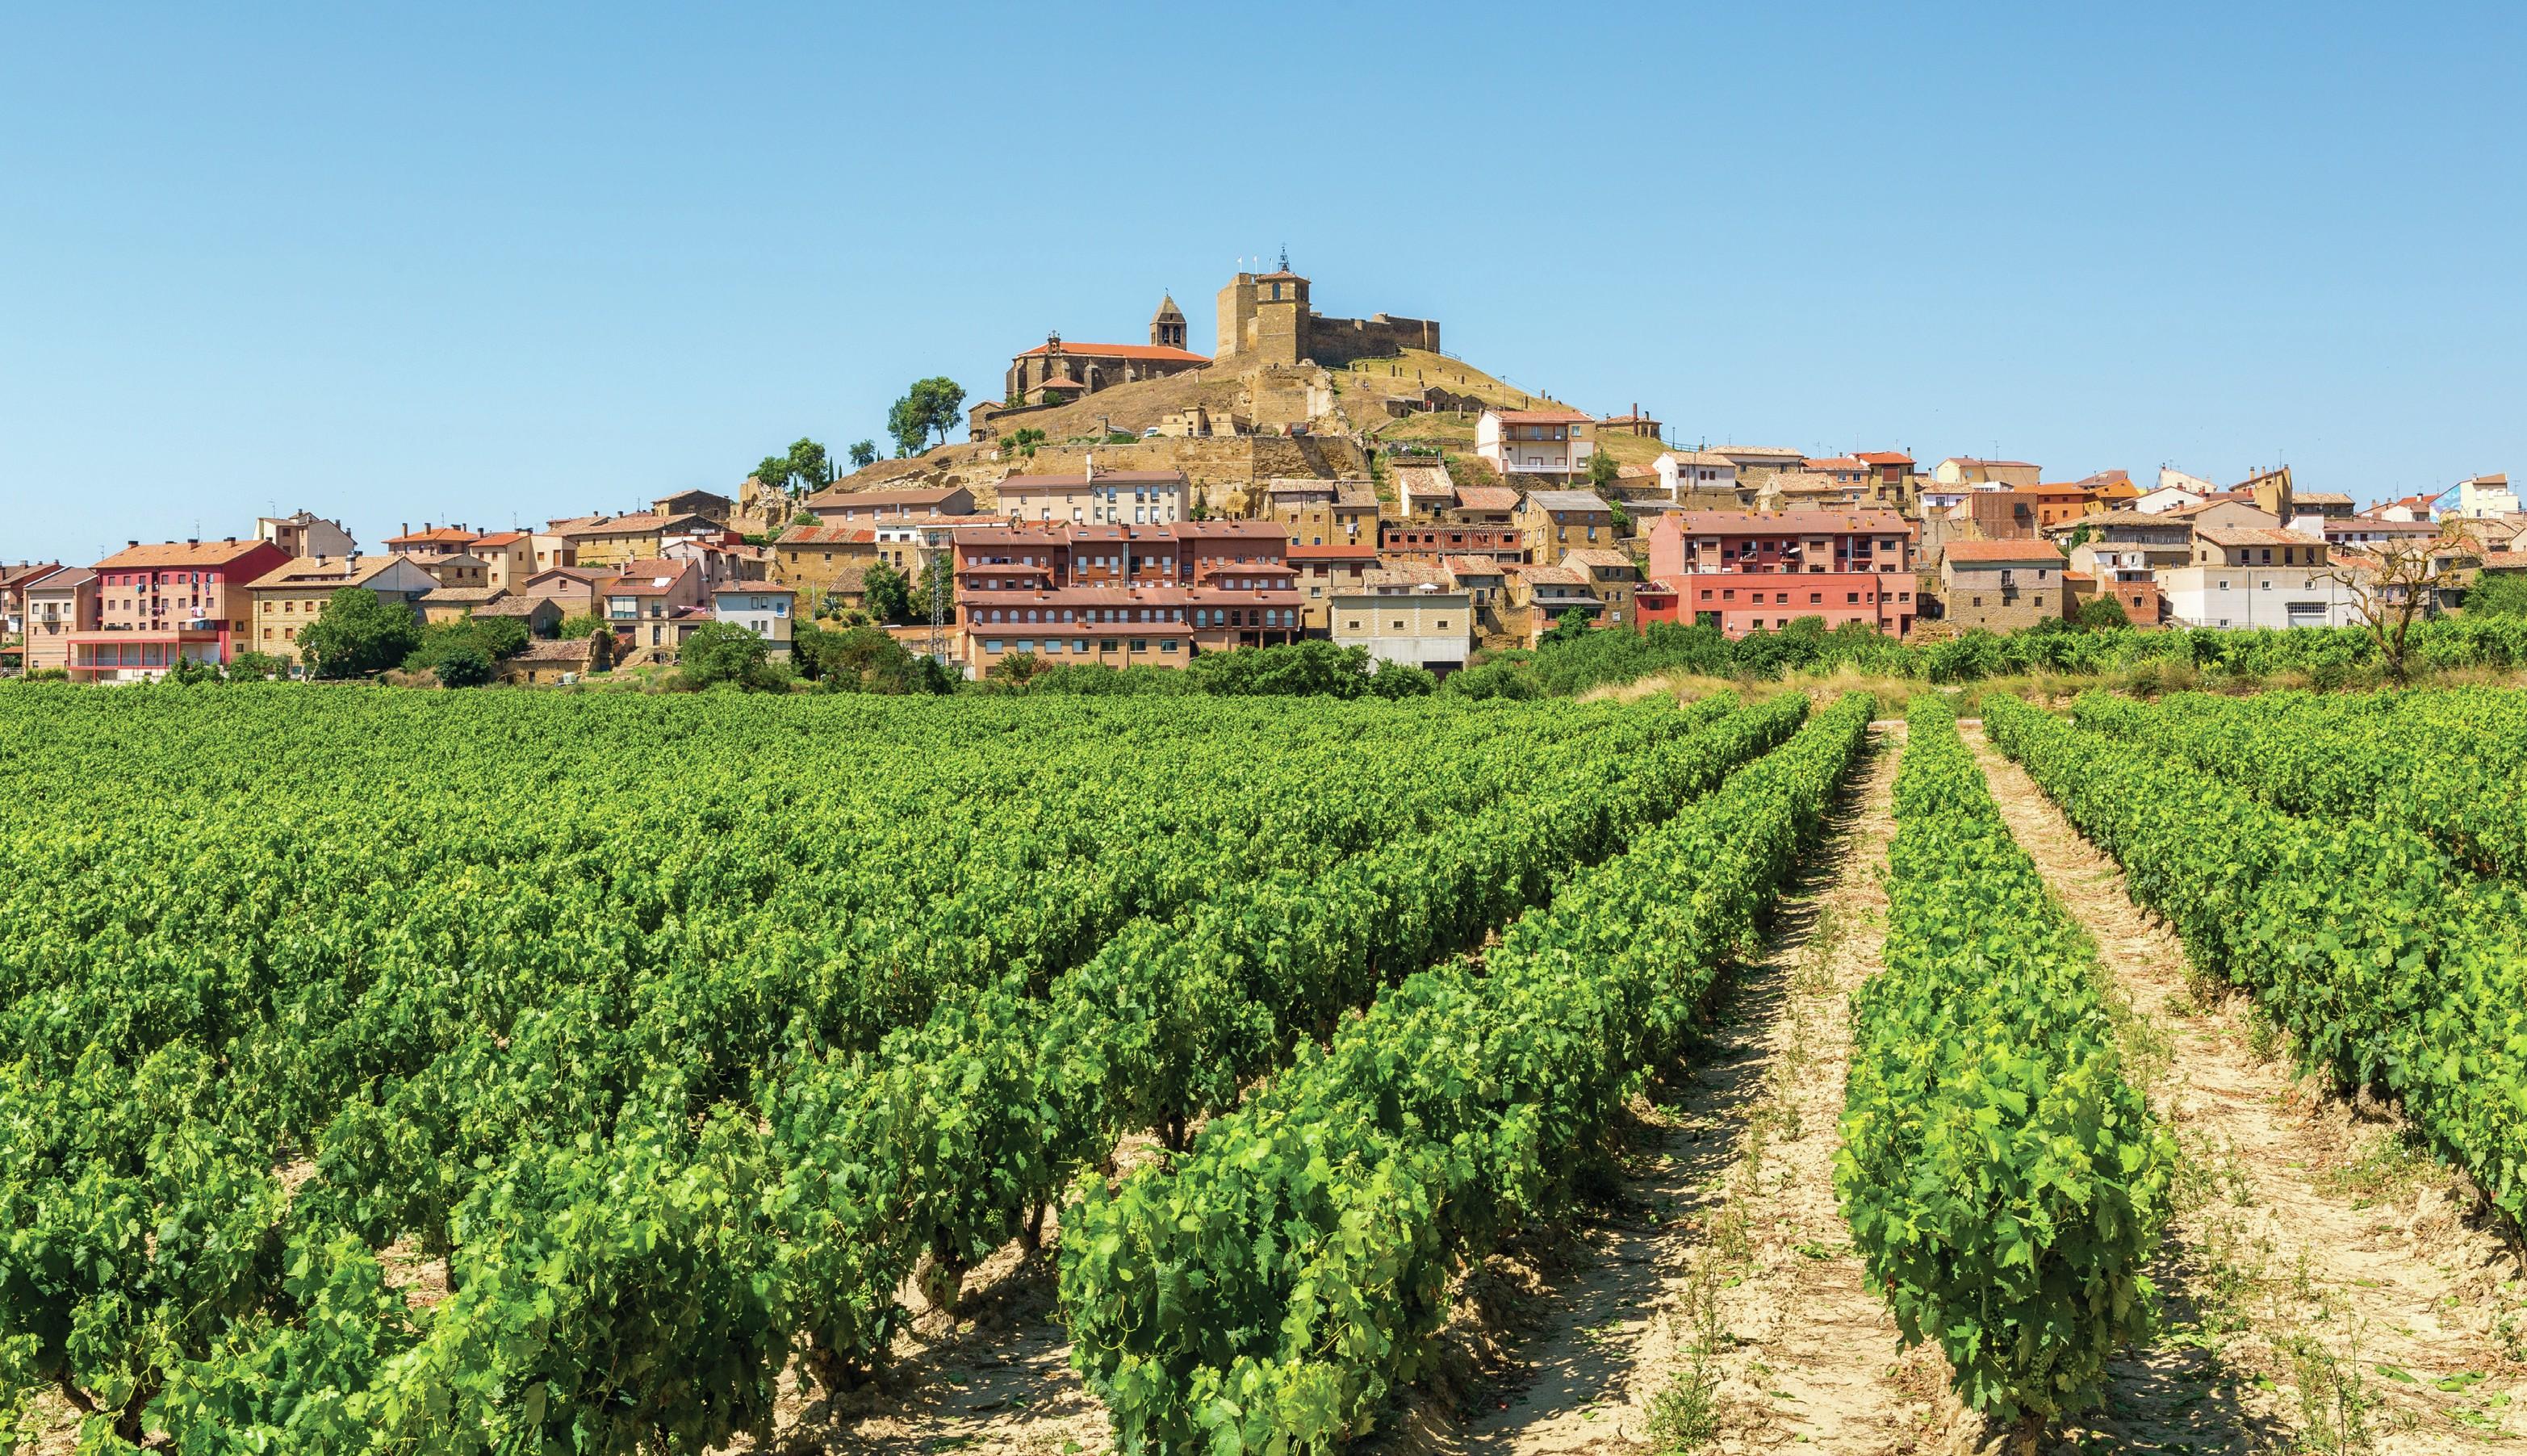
1964,721,2527,1454
1425,725,1945,1456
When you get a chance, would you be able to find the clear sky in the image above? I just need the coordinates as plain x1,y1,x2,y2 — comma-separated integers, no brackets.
4,1,2521,564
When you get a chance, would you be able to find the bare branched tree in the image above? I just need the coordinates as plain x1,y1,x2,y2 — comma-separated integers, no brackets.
2324,521,2474,685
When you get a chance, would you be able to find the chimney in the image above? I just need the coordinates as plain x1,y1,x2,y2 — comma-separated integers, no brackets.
128,539,139,547
401,522,409,536
187,538,198,546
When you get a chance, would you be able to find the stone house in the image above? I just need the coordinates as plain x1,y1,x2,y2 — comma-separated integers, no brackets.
1937,541,2068,631
1513,490,1616,561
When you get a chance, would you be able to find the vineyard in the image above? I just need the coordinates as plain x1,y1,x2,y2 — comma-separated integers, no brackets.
2,680,2523,1454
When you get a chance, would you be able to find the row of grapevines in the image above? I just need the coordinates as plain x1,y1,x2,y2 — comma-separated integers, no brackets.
268,695,1804,1454
2069,687,2527,884
1984,694,2527,1223
1056,693,1876,1454
1836,697,2173,1437
0,688,1707,1450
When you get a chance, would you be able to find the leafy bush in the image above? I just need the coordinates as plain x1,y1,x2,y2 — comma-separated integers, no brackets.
433,644,495,688
1839,697,2173,1437
676,622,791,692
1989,691,2527,1222
298,588,423,679
1061,693,1873,1450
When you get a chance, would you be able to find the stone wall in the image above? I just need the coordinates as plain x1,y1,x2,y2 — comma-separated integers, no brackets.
1307,312,1441,366
960,435,1370,513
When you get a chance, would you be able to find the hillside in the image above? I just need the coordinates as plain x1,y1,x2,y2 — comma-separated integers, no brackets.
809,345,1668,512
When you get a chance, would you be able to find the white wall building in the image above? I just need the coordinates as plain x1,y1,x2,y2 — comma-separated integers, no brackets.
1330,567,1471,673
1477,408,1595,478
1652,450,1740,500
709,584,795,655
2455,473,2520,520
999,464,1186,525
2160,527,2359,629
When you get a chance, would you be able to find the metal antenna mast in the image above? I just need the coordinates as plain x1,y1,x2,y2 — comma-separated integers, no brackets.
927,542,948,665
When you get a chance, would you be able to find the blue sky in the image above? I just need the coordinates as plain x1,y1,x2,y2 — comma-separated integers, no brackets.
4,1,2521,563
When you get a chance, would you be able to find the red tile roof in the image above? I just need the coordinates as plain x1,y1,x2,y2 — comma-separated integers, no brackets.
1010,341,1209,364
387,526,480,546
1000,470,1187,488
1943,540,2064,563
1854,451,1914,466
1493,408,1590,424
94,540,282,570
1286,542,1381,561
1659,511,1911,535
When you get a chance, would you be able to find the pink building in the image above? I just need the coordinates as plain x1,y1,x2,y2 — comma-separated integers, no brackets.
72,538,293,680
1643,511,1918,638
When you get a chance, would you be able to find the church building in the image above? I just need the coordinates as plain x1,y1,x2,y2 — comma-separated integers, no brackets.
1002,295,1209,405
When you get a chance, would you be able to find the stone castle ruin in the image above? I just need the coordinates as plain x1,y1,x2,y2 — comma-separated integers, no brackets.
1214,261,1439,369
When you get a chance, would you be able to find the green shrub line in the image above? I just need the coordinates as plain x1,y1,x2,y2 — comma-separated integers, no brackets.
1837,697,2175,1441
1447,613,2527,700
1057,692,1876,1452
2070,687,2527,886
1986,693,2527,1224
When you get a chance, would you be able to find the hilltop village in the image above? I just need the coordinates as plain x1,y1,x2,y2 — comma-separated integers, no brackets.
6,261,2522,684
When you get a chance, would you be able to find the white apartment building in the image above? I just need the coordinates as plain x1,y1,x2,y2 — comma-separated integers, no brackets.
2455,473,2520,520
2160,527,2359,629
999,465,1186,525
1477,408,1595,478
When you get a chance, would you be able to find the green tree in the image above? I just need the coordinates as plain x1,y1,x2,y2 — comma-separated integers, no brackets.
1004,427,1047,459
2074,594,2132,631
755,438,833,497
1587,447,1621,492
434,644,495,688
888,376,967,455
848,439,879,469
557,611,609,640
1538,609,1593,646
297,587,422,679
2465,571,2527,617
793,621,952,694
863,560,913,624
985,649,1044,688
677,621,789,691
1367,661,1438,698
226,651,288,681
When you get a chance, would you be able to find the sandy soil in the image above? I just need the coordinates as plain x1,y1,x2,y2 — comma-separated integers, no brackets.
1964,721,2527,1454
1408,727,1948,1456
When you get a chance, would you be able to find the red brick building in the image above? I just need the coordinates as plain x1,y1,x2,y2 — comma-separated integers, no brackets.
952,520,1302,676
73,538,293,680
1642,511,1918,638
1376,520,1528,566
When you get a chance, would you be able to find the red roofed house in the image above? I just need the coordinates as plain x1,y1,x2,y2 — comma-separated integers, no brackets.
601,559,705,655
466,530,535,590
1477,406,1596,479
1642,512,1919,638
1376,519,1528,567
73,538,293,680
951,519,1301,676
803,483,980,524
1004,304,1209,406
385,523,482,560
1855,450,1915,505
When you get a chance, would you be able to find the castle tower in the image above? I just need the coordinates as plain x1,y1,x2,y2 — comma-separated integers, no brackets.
1150,293,1187,351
